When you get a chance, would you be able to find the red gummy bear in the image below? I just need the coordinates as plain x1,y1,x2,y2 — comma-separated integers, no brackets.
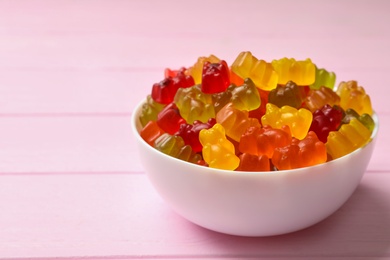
309,104,344,143
151,68,194,104
201,61,231,94
176,118,216,153
157,103,186,134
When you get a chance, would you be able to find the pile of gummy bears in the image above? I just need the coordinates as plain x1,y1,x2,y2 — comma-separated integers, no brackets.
138,51,375,171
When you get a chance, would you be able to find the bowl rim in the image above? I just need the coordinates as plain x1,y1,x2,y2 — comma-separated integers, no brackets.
131,99,379,176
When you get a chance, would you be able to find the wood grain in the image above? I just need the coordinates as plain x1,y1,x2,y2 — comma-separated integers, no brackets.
0,0,389,259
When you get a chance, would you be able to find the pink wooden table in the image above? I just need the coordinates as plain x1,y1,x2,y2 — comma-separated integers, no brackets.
1,1,389,259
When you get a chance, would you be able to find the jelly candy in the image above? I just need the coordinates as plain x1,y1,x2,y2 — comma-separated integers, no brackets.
341,108,375,132
272,131,327,170
239,125,292,158
140,120,165,146
212,84,235,113
154,133,201,163
216,102,261,142
230,78,261,111
236,153,270,171
157,103,186,134
139,95,166,127
261,103,313,140
305,86,340,112
174,85,215,124
326,118,371,159
187,55,220,84
309,104,343,143
151,68,195,104
199,123,240,170
268,81,306,109
337,80,373,115
176,118,216,153
201,60,231,94
272,58,316,85
310,66,336,90
231,51,278,91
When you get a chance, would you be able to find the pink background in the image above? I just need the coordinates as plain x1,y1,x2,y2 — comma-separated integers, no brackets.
0,0,389,258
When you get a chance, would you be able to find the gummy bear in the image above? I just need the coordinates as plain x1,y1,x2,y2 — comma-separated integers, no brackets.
140,120,165,146
309,104,344,143
201,60,231,94
268,81,306,109
248,88,269,120
216,102,261,142
174,85,215,124
151,68,195,104
310,66,336,90
341,108,375,132
139,95,166,127
212,84,235,113
164,67,187,78
272,131,327,170
271,58,316,85
231,51,278,91
175,118,216,153
236,153,270,171
239,125,292,158
157,103,186,134
154,133,201,164
337,80,373,115
261,103,313,140
199,123,240,170
187,55,220,84
305,86,340,112
326,118,372,159
230,78,261,111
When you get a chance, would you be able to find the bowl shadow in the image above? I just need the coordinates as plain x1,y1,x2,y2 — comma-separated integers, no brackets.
178,179,390,259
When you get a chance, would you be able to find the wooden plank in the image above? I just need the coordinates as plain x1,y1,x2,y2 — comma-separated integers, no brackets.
0,70,155,114
0,173,389,258
0,114,387,174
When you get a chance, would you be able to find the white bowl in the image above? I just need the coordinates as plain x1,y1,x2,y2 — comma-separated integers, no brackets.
131,100,379,237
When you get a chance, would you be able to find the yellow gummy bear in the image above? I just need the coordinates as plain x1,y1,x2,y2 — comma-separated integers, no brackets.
271,58,316,85
326,118,371,159
231,51,278,91
187,55,220,84
336,80,373,116
199,123,240,170
261,103,313,140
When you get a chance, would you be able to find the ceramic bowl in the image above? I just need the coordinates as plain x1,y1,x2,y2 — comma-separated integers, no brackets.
131,100,379,237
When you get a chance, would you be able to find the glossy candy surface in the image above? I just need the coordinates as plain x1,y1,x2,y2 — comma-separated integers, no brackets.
216,102,261,142
199,123,240,170
310,67,336,89
272,131,327,170
326,118,372,159
305,86,340,112
272,58,316,85
174,85,215,124
261,103,313,140
309,104,343,143
231,51,278,91
151,68,195,104
337,80,373,115
268,81,306,109
139,52,376,171
201,60,231,94
176,118,216,153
